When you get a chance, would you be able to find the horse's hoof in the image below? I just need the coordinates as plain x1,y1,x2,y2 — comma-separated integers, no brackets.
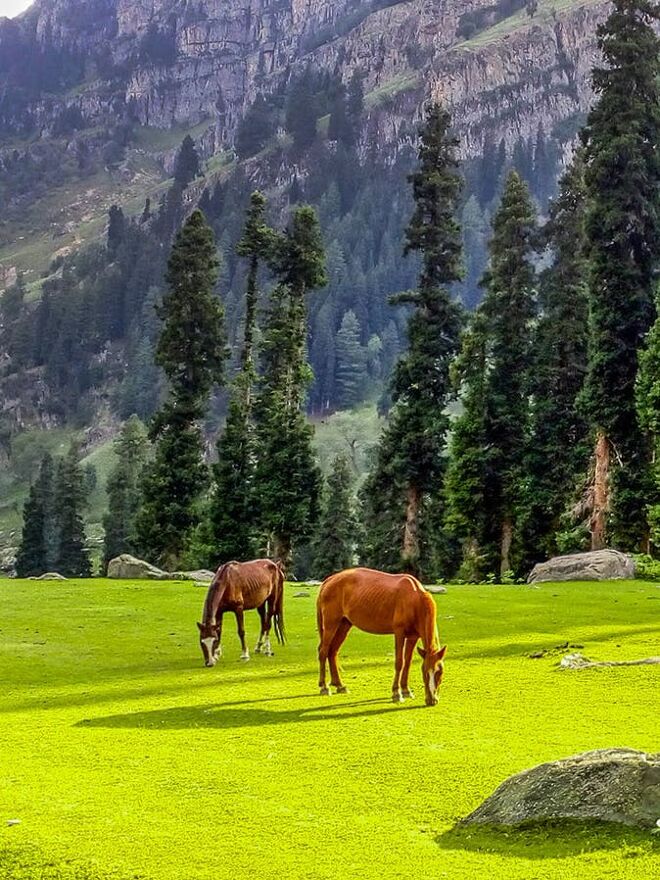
319,687,331,696
392,691,404,703
402,689,415,699
265,651,274,657
240,653,250,661
336,686,349,695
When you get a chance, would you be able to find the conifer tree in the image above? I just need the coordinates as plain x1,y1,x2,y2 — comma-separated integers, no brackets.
210,192,275,563
174,135,200,188
361,103,464,576
102,416,150,569
54,444,92,577
580,0,660,551
335,309,367,408
254,205,327,564
16,453,57,577
137,210,226,567
525,155,590,561
480,171,537,577
313,455,358,576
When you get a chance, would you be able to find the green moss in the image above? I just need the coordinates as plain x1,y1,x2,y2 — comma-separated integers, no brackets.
0,579,658,879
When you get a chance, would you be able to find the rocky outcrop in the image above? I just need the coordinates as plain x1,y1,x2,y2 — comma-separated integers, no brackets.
106,554,215,583
463,749,660,830
527,549,636,584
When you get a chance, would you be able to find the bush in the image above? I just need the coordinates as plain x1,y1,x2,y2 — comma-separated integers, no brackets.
631,554,660,581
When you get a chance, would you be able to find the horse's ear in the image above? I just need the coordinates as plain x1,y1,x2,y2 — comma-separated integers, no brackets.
196,622,203,632
417,647,427,659
436,645,447,661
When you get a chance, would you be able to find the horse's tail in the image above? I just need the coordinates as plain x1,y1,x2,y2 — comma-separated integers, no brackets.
273,562,286,645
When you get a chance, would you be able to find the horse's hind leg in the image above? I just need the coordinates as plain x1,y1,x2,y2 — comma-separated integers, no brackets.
261,596,275,656
235,607,249,660
254,604,267,654
318,611,342,696
328,618,352,694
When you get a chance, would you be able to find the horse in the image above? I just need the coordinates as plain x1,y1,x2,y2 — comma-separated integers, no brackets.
316,567,447,707
197,559,285,667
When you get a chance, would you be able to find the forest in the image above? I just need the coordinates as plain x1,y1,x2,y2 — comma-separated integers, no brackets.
7,0,660,585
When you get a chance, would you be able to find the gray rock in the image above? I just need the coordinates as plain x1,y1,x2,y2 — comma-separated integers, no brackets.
106,554,170,580
425,585,447,594
171,569,216,584
527,550,635,584
28,572,67,581
463,749,660,830
293,591,310,598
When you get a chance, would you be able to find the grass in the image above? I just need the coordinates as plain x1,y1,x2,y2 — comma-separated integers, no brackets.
364,71,421,109
456,0,605,52
1,578,658,879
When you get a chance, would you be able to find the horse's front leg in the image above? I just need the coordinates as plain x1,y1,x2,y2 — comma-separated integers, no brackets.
392,633,405,703
215,613,224,661
235,607,249,660
401,637,418,699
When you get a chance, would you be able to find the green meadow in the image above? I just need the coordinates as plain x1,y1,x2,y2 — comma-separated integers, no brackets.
1,578,658,880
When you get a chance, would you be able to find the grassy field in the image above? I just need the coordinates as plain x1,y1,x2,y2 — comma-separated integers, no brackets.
0,578,658,880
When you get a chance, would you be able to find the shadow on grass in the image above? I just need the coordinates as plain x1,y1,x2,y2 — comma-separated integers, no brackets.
75,694,428,729
435,820,660,859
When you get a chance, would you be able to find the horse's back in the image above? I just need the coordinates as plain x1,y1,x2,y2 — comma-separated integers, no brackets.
318,567,427,635
216,558,281,610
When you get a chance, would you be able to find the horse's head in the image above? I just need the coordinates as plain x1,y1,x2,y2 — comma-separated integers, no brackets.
197,621,221,667
417,645,447,707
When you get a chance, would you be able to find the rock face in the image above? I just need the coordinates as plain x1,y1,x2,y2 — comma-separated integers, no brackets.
527,550,636,584
464,749,660,830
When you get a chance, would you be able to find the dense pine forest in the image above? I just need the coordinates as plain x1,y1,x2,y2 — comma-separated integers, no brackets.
7,0,660,584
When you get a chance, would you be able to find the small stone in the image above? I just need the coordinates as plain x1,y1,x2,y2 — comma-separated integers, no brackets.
425,585,447,594
293,591,310,598
6,819,20,826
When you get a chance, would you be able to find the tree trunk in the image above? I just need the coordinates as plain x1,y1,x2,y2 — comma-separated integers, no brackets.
500,516,513,580
272,534,292,569
591,431,610,551
402,484,421,575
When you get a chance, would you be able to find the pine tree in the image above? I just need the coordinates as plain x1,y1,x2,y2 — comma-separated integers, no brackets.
335,309,367,408
481,171,538,577
173,135,200,188
635,299,660,551
210,192,275,563
137,210,226,567
54,444,92,577
107,205,125,255
361,103,464,577
102,416,150,569
580,0,660,551
16,453,57,577
254,205,327,564
285,70,318,154
525,155,590,561
313,455,358,576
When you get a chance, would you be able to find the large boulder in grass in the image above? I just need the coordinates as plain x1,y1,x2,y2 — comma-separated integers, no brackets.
171,569,216,584
527,550,635,584
463,749,660,830
107,554,170,580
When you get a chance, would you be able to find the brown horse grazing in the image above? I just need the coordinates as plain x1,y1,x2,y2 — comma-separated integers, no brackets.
317,567,447,707
197,559,285,667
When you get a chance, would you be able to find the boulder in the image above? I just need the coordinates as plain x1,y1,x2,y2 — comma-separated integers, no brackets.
425,585,447,594
28,572,67,581
463,749,660,830
171,569,216,584
106,554,170,580
527,550,635,584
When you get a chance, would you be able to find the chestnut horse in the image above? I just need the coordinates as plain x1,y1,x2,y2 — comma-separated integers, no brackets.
197,559,285,666
317,567,446,706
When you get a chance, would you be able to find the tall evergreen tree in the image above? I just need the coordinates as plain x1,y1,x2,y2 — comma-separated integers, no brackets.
447,173,538,579
136,210,226,567
16,453,57,578
173,135,201,188
580,0,660,551
480,171,538,577
102,416,150,569
313,455,358,576
525,155,590,561
335,309,367,408
54,444,92,577
254,205,327,564
209,192,275,563
361,103,464,577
